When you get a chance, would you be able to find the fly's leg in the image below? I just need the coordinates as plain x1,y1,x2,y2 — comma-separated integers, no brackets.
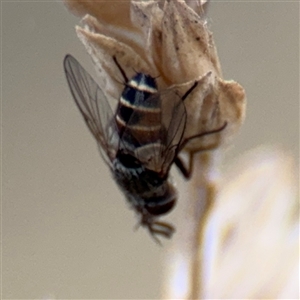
147,221,175,245
175,122,228,179
135,212,175,244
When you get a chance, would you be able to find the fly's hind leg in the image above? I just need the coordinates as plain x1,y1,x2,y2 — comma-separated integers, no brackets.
112,55,128,83
175,144,217,179
175,121,228,179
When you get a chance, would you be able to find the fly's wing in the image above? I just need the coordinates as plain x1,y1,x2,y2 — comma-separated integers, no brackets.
159,90,187,174
64,54,119,166
127,90,186,175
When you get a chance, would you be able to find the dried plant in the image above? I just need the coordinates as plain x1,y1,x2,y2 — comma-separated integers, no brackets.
63,0,298,299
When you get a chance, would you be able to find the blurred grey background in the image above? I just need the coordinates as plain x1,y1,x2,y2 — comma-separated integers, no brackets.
2,1,299,299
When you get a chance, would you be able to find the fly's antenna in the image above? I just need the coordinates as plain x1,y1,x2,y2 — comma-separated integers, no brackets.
113,55,128,83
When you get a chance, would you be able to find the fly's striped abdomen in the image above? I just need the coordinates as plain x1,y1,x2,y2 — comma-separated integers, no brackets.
116,73,162,147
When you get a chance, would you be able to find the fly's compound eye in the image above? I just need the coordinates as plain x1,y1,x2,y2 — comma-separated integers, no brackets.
145,194,177,216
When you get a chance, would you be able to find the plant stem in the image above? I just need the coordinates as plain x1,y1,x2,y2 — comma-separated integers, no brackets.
163,151,220,299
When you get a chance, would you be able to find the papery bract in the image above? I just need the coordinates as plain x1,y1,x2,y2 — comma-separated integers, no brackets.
64,0,246,153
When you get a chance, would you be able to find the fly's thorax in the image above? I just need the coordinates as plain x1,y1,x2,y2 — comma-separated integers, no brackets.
112,152,177,216
112,151,164,195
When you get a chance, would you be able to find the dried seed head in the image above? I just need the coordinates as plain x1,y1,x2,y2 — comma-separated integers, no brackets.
64,0,246,153
202,148,299,298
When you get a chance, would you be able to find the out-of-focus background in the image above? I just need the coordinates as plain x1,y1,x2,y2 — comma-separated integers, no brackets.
2,1,299,299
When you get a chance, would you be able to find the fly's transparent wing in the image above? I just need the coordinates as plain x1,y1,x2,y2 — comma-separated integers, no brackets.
159,90,187,174
64,54,119,166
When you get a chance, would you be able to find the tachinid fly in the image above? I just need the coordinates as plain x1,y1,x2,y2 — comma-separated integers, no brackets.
63,54,226,241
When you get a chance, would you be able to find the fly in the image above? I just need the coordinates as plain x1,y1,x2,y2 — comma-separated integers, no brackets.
63,54,227,242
